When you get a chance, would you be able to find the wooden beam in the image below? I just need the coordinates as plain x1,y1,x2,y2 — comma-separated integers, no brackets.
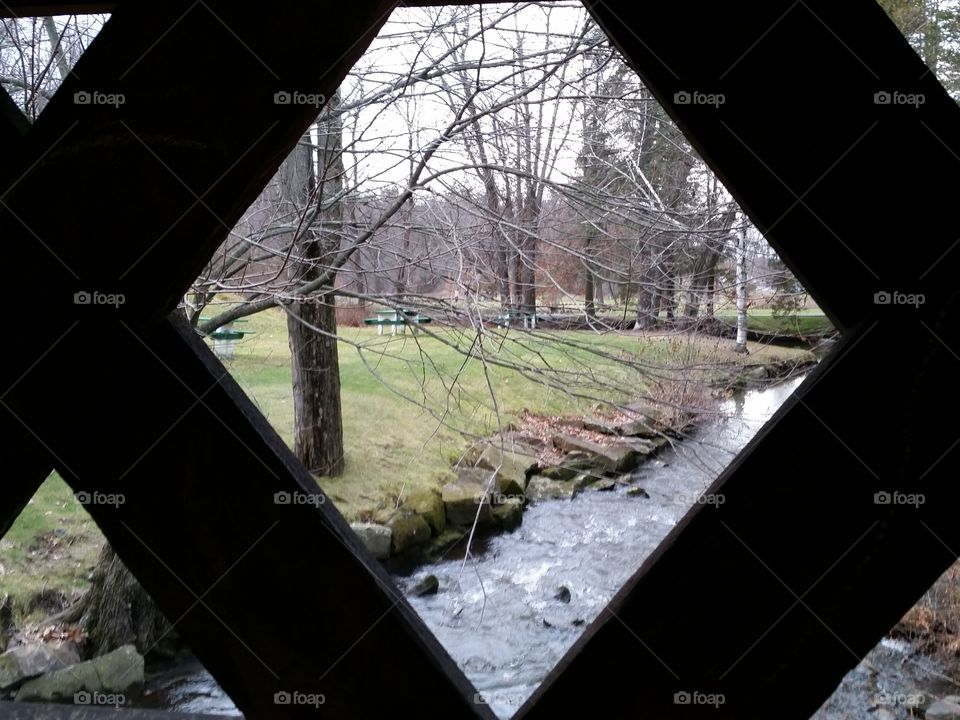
585,0,959,334
517,0,960,717
521,318,960,719
0,2,492,717
3,314,495,718
0,0,535,19
3,2,958,719
0,0,400,323
0,2,113,17
0,701,238,719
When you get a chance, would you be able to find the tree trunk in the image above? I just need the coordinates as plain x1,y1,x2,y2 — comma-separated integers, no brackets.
634,273,658,330
735,230,749,354
583,230,597,319
684,281,701,320
282,94,345,477
706,274,717,318
496,244,510,310
664,270,677,321
518,190,539,319
78,544,171,657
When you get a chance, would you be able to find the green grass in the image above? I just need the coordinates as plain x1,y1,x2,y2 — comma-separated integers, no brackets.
1,306,816,616
205,307,816,520
715,309,834,336
1,473,102,619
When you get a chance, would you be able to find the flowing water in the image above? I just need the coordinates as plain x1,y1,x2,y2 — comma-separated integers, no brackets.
136,374,959,718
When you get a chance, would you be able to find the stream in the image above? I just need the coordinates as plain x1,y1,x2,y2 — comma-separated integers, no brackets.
137,374,960,718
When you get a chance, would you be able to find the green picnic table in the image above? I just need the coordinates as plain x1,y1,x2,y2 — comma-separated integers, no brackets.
200,318,254,358
364,309,433,335
495,310,537,329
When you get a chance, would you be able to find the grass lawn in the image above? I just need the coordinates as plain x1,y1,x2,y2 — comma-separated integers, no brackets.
714,309,834,336
2,307,816,618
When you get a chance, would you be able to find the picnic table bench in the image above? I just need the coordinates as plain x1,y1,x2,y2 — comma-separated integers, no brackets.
200,318,254,358
364,309,433,335
494,310,538,329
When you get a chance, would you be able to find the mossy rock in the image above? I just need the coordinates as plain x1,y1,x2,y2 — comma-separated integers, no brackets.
350,523,392,560
526,475,577,502
15,644,143,702
412,575,439,597
386,510,432,554
475,444,538,493
492,498,523,531
540,465,578,481
442,480,494,526
459,463,523,497
404,490,446,536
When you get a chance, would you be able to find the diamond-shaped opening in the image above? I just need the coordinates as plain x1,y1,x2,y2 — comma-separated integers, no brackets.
0,13,108,121
0,471,235,713
878,0,960,101
1,1,879,717
0,1,841,716
815,559,960,720
179,1,828,715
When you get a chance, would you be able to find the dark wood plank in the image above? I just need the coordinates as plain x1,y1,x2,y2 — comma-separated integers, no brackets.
0,700,238,719
0,3,113,17
0,2,493,717
518,0,960,716
521,317,960,719
2,314,494,720
585,0,960,333
0,0,393,322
